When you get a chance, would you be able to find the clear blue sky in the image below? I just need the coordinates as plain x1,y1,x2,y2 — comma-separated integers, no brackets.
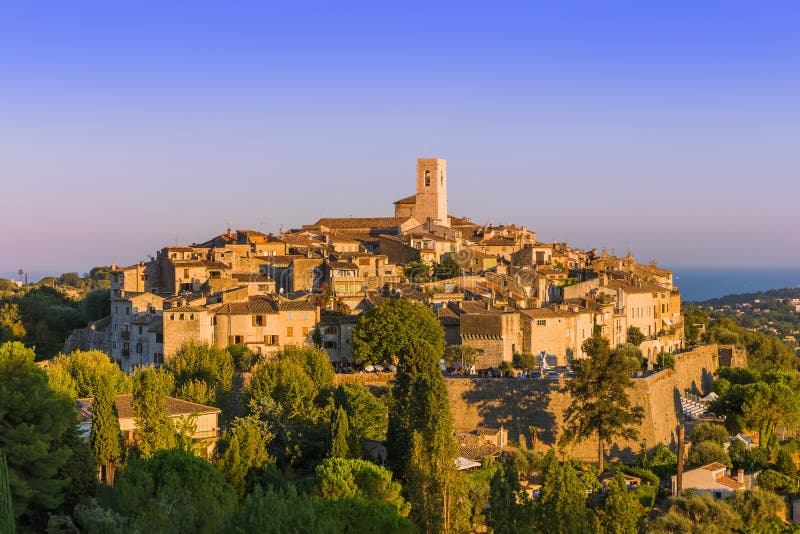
1,0,799,277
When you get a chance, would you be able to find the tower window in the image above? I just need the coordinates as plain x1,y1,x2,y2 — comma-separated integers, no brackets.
424,170,431,186
441,171,444,185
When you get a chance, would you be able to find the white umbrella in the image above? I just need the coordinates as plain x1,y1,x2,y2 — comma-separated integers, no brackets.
364,364,375,372
374,364,384,372
387,364,397,372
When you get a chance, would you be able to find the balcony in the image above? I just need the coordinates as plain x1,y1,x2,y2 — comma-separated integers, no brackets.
121,330,130,341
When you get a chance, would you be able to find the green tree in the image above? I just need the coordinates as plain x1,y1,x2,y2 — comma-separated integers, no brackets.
0,342,76,529
615,343,644,372
90,377,123,485
512,351,537,372
649,492,740,533
0,452,14,534
314,457,409,516
741,381,799,447
331,383,388,456
225,485,337,534
111,448,237,533
729,488,787,530
352,298,445,366
80,289,111,321
486,462,532,534
444,344,482,370
655,351,676,370
132,367,175,458
329,406,351,459
687,441,731,468
216,416,274,497
17,286,85,359
227,344,258,372
534,455,591,533
598,471,643,534
46,349,132,399
167,341,234,409
755,469,797,495
561,328,645,471
0,302,26,342
627,326,645,346
433,256,461,281
691,423,730,445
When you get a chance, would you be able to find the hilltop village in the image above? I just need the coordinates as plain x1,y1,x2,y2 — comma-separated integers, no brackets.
75,158,685,373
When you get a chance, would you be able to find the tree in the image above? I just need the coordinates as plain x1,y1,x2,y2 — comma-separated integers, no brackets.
561,328,645,471
512,352,537,372
167,341,234,409
352,298,445,366
0,452,13,534
0,342,79,529
433,256,461,281
691,423,730,445
534,455,591,533
649,492,740,533
0,302,26,342
90,377,123,485
729,488,787,530
614,343,644,372
216,416,274,497
486,462,532,534
314,457,409,516
687,441,731,468
112,448,237,533
227,344,258,372
46,349,132,399
80,289,111,321
387,339,445,475
627,326,645,347
132,367,175,458
329,406,351,459
741,381,799,447
331,383,388,456
598,471,643,534
444,344,482,371
655,351,676,370
755,469,797,495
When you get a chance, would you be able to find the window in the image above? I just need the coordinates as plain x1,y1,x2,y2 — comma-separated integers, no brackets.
154,353,164,365
264,335,278,346
138,326,143,335
536,319,547,326
253,315,264,326
302,327,309,336
324,326,337,335
287,312,294,320
156,333,163,343
136,343,142,354
287,326,294,337
440,171,444,185
324,341,337,349
179,313,184,321
424,170,431,186
183,269,190,278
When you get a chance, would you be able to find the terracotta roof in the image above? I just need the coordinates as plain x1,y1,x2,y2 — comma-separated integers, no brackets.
716,476,746,489
214,296,315,315
482,237,516,246
520,307,576,319
167,306,207,313
393,194,416,205
329,261,359,270
254,255,304,267
455,434,502,460
702,462,728,471
311,217,414,230
165,246,197,252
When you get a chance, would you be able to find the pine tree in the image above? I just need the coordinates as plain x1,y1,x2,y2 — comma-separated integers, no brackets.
132,368,175,458
329,406,351,459
561,327,644,471
0,451,14,534
90,377,123,485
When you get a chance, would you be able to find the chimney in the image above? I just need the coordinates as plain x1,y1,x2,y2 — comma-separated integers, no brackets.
737,469,744,483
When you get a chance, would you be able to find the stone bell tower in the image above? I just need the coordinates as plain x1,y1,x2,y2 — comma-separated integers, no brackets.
415,158,448,227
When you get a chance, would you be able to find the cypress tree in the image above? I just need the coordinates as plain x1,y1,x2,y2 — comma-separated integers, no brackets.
132,368,175,458
329,406,351,459
0,451,14,534
90,377,123,484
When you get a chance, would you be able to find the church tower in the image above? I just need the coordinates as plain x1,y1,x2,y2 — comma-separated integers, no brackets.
415,158,448,227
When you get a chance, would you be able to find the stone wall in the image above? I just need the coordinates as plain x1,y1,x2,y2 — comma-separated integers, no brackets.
444,344,745,461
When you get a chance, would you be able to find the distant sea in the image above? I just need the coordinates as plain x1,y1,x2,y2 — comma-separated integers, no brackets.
675,267,800,302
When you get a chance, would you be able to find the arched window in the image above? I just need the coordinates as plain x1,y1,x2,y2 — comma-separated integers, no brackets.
440,171,444,185
424,170,431,186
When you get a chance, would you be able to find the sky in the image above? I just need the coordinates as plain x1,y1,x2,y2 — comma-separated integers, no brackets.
1,0,799,278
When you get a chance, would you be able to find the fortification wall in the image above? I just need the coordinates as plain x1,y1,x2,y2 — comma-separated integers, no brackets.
444,344,745,461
